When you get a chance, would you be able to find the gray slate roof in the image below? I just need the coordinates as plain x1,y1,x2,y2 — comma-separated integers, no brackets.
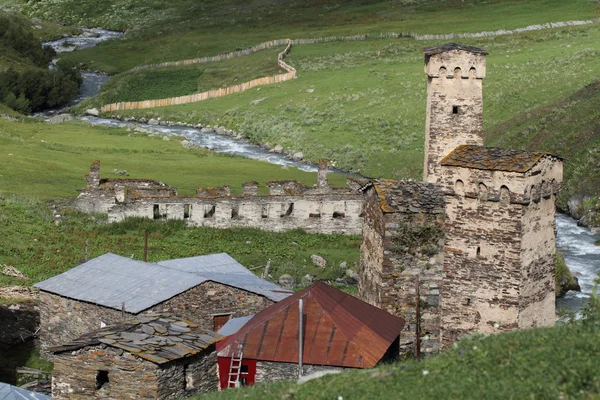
217,314,254,336
34,253,291,313
157,253,292,302
0,382,50,400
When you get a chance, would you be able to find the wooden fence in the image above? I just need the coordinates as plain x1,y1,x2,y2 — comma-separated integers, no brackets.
101,19,599,112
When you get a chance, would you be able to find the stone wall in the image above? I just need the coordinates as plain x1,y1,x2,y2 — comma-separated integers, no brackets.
254,361,344,383
156,346,219,399
52,346,159,399
423,48,486,183
108,194,364,235
39,282,274,359
358,182,445,356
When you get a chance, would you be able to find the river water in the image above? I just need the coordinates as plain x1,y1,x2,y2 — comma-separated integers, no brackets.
41,28,599,311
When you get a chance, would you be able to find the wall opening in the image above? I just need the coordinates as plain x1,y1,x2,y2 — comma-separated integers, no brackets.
184,204,191,219
309,212,321,218
95,370,109,390
153,204,161,220
261,204,269,219
204,205,216,218
231,205,239,219
476,246,481,257
333,211,346,219
452,105,460,114
281,203,294,218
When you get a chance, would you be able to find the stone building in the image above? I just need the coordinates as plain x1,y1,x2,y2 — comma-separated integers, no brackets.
73,160,365,235
358,43,562,352
34,252,291,358
216,282,405,388
51,314,222,399
358,180,445,355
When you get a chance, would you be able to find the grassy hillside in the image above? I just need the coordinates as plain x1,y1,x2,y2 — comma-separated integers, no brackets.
0,116,347,200
198,319,600,400
0,195,360,291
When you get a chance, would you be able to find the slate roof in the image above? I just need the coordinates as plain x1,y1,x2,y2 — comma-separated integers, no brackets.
423,42,488,56
157,253,293,302
0,382,50,400
217,315,254,337
218,282,405,369
441,145,558,173
34,253,207,314
50,314,222,364
365,180,444,214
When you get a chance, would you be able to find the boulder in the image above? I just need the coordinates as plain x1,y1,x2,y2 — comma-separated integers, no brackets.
85,108,99,117
339,261,347,270
201,127,215,133
148,118,159,125
292,152,304,161
301,274,315,286
278,274,295,289
344,268,359,283
311,254,327,268
46,113,74,124
272,145,284,154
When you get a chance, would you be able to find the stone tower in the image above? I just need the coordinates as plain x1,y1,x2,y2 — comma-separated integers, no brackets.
423,43,487,183
439,146,562,346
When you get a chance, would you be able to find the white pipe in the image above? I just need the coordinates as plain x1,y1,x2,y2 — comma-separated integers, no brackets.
298,298,303,378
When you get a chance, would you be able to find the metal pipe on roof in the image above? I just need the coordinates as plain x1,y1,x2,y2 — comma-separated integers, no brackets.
298,298,303,378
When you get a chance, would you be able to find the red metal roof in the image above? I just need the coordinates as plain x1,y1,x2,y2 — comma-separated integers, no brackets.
217,282,405,368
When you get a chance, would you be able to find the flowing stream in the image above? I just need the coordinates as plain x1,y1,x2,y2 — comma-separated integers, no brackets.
40,28,599,311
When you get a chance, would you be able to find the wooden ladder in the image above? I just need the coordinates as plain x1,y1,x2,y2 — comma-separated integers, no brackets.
227,343,244,388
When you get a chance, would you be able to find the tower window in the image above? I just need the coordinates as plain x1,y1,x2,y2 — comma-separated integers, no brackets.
452,105,460,114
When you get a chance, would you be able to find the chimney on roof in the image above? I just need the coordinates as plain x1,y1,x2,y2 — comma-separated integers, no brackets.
317,160,329,189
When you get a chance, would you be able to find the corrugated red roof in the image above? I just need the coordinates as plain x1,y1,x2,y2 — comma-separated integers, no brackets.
217,282,405,368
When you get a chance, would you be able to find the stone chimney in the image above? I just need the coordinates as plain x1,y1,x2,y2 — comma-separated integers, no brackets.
242,181,259,196
317,160,329,188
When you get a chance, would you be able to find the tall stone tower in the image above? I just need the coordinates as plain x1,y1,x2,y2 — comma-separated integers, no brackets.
423,43,487,183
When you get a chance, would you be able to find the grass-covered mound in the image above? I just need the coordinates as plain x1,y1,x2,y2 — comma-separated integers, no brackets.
0,195,360,292
198,319,600,400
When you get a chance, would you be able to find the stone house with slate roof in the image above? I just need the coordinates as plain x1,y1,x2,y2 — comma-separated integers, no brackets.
35,253,292,359
216,282,405,388
358,43,563,353
51,314,222,399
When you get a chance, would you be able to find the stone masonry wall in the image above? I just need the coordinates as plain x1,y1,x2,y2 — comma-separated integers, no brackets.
39,283,273,359
254,362,344,383
108,194,364,235
359,182,445,356
52,346,159,399
156,346,219,399
424,49,486,183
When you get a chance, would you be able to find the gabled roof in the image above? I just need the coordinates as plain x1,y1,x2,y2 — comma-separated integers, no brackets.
34,253,207,314
441,145,559,173
50,314,222,364
218,282,405,368
157,253,293,302
362,180,444,214
34,253,292,312
423,42,488,56
0,382,50,400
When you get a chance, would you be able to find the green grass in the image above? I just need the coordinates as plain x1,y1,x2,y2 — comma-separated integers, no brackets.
197,319,600,400
0,116,347,200
17,0,599,73
0,195,360,289
97,47,285,103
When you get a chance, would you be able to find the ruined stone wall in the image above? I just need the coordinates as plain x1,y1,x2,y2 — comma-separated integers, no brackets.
519,157,563,328
156,346,219,399
40,283,272,359
108,194,364,235
440,166,526,346
254,361,345,383
358,182,445,356
424,50,486,183
52,346,159,399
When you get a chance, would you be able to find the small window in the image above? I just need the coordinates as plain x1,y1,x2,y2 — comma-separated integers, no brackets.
153,204,161,220
241,365,249,374
213,314,231,331
281,203,294,218
204,205,216,218
231,205,239,219
184,204,191,219
452,105,460,114
476,246,481,257
261,204,269,219
333,211,345,219
96,370,109,390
